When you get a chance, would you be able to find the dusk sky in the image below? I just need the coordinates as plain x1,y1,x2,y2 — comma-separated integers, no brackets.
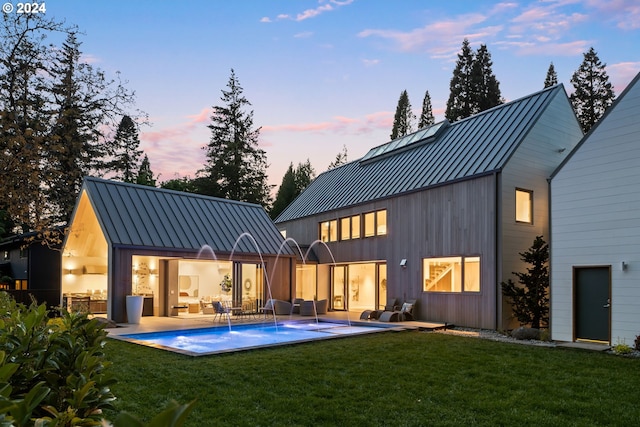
47,0,640,190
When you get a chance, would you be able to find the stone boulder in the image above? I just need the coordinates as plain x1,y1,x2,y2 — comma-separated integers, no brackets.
511,326,541,341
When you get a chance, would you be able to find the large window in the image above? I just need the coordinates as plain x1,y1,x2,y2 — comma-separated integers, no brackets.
515,188,533,224
423,256,480,293
322,211,383,242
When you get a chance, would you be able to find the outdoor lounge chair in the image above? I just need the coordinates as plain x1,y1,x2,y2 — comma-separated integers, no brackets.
261,299,292,316
300,299,328,316
378,299,416,322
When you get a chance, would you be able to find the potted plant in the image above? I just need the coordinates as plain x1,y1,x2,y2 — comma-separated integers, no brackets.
220,274,232,293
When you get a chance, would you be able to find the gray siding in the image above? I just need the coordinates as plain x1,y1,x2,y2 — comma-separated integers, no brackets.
551,72,640,343
280,175,498,329
500,90,583,327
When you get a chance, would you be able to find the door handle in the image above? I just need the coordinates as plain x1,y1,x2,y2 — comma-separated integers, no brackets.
603,298,611,308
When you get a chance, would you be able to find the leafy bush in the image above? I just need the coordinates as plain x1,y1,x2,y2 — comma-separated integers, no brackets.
0,292,195,426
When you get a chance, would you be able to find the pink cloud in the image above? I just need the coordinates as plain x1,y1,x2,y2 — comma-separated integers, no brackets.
261,0,354,23
585,0,640,30
608,62,640,93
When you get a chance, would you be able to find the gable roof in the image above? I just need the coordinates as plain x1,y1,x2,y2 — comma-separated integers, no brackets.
276,84,568,223
79,177,291,255
550,71,640,179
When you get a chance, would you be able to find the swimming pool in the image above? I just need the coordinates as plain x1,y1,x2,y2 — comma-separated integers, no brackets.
115,320,396,356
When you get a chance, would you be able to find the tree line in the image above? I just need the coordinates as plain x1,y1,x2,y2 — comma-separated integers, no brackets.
389,39,616,141
0,14,617,243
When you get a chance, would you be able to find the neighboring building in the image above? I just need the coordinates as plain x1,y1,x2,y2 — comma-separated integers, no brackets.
62,177,294,323
276,85,583,330
550,72,640,345
0,231,62,308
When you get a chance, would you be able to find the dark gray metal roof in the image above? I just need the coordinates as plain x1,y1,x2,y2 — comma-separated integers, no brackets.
82,177,292,255
276,85,565,223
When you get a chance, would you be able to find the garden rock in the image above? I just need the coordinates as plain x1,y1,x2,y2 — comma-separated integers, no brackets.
511,327,541,341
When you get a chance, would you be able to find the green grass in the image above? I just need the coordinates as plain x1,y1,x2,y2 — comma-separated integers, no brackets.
103,330,640,426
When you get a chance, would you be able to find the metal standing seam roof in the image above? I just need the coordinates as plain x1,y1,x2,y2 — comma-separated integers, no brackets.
81,177,293,256
275,84,564,223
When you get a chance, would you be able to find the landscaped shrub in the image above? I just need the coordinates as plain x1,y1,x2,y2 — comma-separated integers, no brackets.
612,339,633,355
0,291,195,426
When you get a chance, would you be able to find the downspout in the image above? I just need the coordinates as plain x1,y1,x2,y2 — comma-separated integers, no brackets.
547,176,553,339
495,171,502,331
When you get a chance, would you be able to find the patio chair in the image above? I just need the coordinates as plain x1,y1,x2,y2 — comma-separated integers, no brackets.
212,301,231,322
384,297,400,312
379,299,416,322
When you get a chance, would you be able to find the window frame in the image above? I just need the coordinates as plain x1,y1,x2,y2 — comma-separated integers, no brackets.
515,188,533,224
422,255,481,293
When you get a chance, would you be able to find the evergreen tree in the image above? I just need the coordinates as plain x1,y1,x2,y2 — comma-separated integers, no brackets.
501,236,549,329
327,145,348,170
390,90,415,140
544,62,558,88
445,39,475,122
418,90,435,129
108,115,142,183
570,47,616,133
270,164,297,220
270,159,315,219
160,176,197,193
203,69,271,207
471,44,502,114
446,40,503,122
0,13,61,233
136,154,156,187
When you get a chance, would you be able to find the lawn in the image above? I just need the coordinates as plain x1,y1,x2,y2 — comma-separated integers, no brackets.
103,329,640,426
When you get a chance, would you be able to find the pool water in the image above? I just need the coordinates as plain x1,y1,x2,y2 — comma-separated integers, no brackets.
117,320,391,356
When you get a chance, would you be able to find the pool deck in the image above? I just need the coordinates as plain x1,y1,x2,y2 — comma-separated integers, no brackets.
104,311,447,336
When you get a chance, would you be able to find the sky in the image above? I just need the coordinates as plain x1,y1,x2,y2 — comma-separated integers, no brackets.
41,0,640,191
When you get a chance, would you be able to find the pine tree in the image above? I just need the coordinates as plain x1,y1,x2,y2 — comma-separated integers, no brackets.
544,62,558,88
327,145,348,170
471,44,502,114
203,69,271,207
445,39,475,122
418,90,435,128
270,164,297,219
108,115,142,183
390,90,415,140
446,40,503,122
501,236,549,329
136,154,156,187
570,47,616,133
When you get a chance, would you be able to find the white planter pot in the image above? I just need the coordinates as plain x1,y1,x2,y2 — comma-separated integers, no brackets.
126,295,144,324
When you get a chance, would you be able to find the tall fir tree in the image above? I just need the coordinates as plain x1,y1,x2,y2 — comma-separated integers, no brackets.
446,39,503,122
570,47,616,133
544,62,558,88
0,13,62,234
203,69,271,207
390,90,415,140
471,44,502,114
418,90,435,129
108,115,142,183
270,159,315,219
1,15,138,238
136,154,156,187
327,144,348,170
445,39,475,122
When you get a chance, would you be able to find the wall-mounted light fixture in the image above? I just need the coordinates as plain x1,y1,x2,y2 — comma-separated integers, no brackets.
400,259,407,268
622,261,628,271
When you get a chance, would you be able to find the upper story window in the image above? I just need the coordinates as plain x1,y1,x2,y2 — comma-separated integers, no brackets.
320,220,338,242
319,210,385,242
364,209,387,237
515,189,533,224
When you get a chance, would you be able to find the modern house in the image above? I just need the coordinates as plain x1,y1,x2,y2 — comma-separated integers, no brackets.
0,231,61,308
62,177,295,323
550,71,640,345
276,84,583,330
